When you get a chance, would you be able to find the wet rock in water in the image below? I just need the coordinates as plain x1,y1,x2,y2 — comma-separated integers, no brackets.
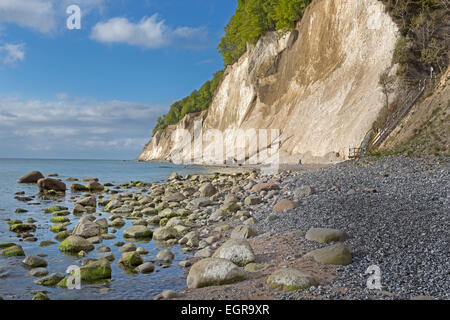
111,218,125,228
54,231,69,241
136,247,149,255
199,183,217,197
50,224,67,233
0,243,25,257
119,252,143,267
39,240,57,247
22,256,48,268
32,292,50,300
294,185,315,198
87,236,103,244
18,171,45,184
154,290,181,300
72,217,101,238
37,178,66,193
305,228,348,243
35,273,65,286
9,223,36,233
153,226,177,241
105,200,123,212
119,243,136,253
86,181,104,192
156,249,174,263
76,259,112,283
29,268,49,277
71,184,89,193
50,216,70,223
187,258,246,289
15,208,28,213
273,199,298,212
123,225,152,239
97,245,111,253
135,262,155,274
76,196,96,207
213,239,256,266
168,172,181,181
59,235,95,253
305,244,352,265
231,225,256,239
179,260,192,268
43,206,68,213
267,268,318,290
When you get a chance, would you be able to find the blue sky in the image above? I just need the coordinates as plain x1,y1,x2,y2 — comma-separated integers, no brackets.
0,0,236,159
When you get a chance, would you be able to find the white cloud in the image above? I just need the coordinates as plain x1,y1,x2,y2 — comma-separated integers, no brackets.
0,0,105,34
0,43,25,66
0,94,166,158
91,14,206,48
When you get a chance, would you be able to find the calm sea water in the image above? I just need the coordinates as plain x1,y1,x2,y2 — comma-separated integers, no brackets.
0,158,208,300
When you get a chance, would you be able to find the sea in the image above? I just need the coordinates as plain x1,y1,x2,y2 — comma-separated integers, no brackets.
0,158,208,300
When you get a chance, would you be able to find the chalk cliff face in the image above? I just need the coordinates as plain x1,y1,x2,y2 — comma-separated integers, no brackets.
138,0,399,164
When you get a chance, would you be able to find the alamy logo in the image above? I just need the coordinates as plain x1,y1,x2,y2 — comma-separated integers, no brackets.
66,5,82,30
171,121,280,175
66,265,81,290
365,265,382,290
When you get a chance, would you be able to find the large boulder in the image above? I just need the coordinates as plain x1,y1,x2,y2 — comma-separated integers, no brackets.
123,225,152,239
213,239,256,266
59,235,94,253
187,258,247,289
18,171,44,183
305,244,352,265
153,226,178,241
267,268,318,290
305,228,348,243
37,178,66,192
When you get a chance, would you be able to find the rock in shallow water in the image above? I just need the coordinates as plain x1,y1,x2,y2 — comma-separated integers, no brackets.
17,171,44,184
22,256,48,268
59,235,94,253
123,225,152,239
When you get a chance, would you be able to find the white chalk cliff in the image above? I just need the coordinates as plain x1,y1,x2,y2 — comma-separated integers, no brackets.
138,0,399,164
